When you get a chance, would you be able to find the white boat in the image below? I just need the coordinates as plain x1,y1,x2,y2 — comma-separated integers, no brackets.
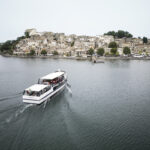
133,54,144,58
23,71,67,104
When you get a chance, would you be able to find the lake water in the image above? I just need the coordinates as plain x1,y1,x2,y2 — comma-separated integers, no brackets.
0,56,150,150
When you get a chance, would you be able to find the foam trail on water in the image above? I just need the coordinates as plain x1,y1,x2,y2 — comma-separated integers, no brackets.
67,83,71,88
5,104,33,124
66,84,72,95
0,92,22,102
15,104,33,117
20,104,33,113
5,116,13,123
43,100,48,109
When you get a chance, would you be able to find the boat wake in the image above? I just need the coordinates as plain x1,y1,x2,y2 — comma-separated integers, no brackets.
66,84,72,96
5,104,34,123
43,100,48,109
0,92,22,102
5,116,13,123
15,104,33,117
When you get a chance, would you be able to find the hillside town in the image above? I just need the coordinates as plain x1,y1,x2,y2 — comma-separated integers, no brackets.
2,28,150,58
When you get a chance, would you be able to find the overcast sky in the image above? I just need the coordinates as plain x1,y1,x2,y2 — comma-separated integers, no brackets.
0,0,150,42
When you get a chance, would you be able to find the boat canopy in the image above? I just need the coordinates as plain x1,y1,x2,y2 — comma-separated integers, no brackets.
40,72,64,80
25,84,48,92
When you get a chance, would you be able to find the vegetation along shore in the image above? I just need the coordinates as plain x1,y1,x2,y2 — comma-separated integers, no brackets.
0,29,150,60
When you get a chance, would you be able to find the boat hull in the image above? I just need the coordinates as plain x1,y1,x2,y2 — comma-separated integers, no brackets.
23,82,66,104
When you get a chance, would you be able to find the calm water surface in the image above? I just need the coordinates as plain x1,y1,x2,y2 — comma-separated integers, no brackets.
0,56,150,150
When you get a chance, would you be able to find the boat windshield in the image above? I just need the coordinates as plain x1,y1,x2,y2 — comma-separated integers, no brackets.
23,85,51,97
23,90,40,96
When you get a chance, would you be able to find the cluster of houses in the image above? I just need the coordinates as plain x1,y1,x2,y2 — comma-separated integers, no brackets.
14,29,150,57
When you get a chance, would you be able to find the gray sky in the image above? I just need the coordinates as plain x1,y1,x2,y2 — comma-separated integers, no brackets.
0,0,150,42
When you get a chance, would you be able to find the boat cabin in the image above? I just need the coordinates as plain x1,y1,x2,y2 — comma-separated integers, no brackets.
38,71,65,85
23,84,51,97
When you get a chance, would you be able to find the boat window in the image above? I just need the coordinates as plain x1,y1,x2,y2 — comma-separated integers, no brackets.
46,86,51,91
36,92,40,97
23,90,29,96
42,80,51,85
43,82,49,85
52,78,60,84
40,86,51,94
39,91,42,95
24,90,40,96
32,92,36,96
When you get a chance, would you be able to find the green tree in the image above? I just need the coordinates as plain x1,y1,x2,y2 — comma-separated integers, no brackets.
0,43,2,51
104,31,116,37
116,30,125,38
123,47,131,55
71,41,74,47
24,32,30,38
0,31,30,55
97,48,105,56
53,50,59,55
0,35,27,54
117,30,132,38
87,48,94,55
30,49,35,56
41,49,47,55
116,51,120,56
0,40,15,54
143,37,148,44
0,41,11,51
104,30,133,38
138,50,142,55
108,42,117,48
111,48,117,55
146,51,149,56
17,36,25,41
105,52,110,56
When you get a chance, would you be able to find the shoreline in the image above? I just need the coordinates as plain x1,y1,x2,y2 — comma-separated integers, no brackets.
1,54,150,61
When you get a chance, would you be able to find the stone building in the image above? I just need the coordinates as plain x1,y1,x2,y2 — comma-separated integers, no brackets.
14,28,150,56
15,29,115,56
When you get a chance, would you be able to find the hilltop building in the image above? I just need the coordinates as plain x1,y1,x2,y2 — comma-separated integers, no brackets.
14,29,150,56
